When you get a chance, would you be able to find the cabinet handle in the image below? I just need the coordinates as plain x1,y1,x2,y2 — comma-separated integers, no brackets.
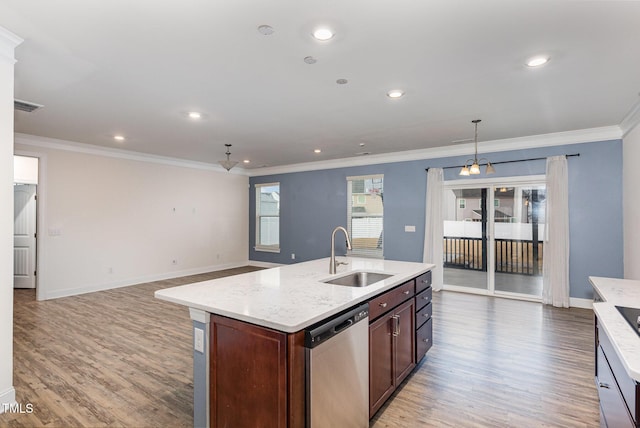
423,296,429,300
423,338,430,343
599,382,610,389
379,302,388,308
422,280,428,283
423,313,429,318
392,315,400,337
403,290,410,295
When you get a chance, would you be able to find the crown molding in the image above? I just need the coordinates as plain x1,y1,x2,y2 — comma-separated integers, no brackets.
0,26,23,63
14,124,623,179
248,125,622,177
620,98,640,137
14,133,249,175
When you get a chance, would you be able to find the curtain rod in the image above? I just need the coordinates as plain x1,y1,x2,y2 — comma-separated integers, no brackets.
425,153,580,171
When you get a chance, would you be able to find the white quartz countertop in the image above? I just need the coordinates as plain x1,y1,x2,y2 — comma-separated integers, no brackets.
590,276,640,381
155,257,434,333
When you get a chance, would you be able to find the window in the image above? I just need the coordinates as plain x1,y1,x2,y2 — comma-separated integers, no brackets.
255,182,280,252
347,175,383,258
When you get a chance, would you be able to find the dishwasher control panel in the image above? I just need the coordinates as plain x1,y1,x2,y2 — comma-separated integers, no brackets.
304,303,369,349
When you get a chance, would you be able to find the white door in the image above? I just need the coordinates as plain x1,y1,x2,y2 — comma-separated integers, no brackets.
14,184,37,289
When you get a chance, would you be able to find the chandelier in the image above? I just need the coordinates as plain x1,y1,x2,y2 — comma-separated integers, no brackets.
219,144,239,172
459,119,495,176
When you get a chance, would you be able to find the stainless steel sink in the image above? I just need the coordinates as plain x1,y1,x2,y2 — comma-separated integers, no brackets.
323,271,393,287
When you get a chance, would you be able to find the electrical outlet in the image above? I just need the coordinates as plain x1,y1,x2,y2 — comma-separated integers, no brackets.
194,327,204,353
108,267,113,274
291,253,295,260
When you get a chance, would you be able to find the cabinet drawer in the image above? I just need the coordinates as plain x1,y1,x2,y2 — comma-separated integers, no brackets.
598,324,639,423
415,271,432,293
415,287,432,311
369,280,415,321
415,302,432,329
416,317,432,362
597,346,635,428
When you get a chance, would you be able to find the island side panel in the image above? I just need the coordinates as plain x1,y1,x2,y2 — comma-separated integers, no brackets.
189,309,210,428
287,330,305,428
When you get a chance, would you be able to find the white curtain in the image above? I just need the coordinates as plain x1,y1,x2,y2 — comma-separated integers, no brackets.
424,168,444,291
543,156,570,307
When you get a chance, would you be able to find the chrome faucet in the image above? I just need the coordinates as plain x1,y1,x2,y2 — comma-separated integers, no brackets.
330,226,352,274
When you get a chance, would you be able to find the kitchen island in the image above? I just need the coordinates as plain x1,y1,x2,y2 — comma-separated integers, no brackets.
155,257,434,428
590,277,640,427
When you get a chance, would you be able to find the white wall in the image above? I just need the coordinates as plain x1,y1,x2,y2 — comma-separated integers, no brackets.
624,123,640,279
0,26,21,411
15,136,249,300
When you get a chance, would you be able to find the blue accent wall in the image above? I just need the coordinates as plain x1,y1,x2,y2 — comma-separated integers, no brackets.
250,139,623,299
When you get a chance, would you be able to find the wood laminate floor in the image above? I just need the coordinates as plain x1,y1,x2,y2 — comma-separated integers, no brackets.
2,270,599,427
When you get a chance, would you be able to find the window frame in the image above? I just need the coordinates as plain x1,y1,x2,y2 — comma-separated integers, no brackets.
255,182,281,253
346,174,384,259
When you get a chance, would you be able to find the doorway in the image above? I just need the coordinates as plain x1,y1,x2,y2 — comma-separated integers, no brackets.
13,155,39,290
443,177,546,300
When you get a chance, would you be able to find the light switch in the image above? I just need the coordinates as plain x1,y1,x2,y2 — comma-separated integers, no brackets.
194,327,204,353
405,225,416,232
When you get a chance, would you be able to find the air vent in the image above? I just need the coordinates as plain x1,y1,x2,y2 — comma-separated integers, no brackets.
14,99,43,113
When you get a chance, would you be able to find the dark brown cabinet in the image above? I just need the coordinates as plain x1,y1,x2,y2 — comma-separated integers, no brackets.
209,314,305,428
394,299,417,383
369,283,416,417
415,272,433,362
595,315,639,428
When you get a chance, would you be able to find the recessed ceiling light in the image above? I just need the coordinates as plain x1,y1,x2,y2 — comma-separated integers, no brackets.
114,135,125,141
387,90,405,98
312,28,334,41
336,78,348,85
314,149,322,153
257,25,274,36
526,56,550,67
243,159,250,164
188,112,201,119
304,56,317,65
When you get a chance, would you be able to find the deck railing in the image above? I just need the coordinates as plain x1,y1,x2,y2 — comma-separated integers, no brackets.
443,237,543,276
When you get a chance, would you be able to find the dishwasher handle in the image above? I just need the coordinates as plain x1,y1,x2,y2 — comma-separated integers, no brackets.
334,319,353,334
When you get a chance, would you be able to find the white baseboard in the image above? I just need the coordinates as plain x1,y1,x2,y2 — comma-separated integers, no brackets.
39,261,251,300
569,297,593,309
0,387,16,414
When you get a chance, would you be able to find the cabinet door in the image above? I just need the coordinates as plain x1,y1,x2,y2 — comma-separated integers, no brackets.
597,346,635,428
394,298,416,385
416,317,433,362
369,313,395,417
210,315,288,428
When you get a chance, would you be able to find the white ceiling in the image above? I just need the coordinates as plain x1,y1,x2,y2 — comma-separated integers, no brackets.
2,1,640,169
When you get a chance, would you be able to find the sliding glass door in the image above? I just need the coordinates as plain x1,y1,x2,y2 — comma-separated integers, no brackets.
443,187,488,291
443,178,545,300
493,185,545,297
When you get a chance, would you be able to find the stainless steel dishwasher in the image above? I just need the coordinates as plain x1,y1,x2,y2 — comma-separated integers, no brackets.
305,302,369,428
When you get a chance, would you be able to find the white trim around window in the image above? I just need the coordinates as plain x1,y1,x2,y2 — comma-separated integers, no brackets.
255,182,280,253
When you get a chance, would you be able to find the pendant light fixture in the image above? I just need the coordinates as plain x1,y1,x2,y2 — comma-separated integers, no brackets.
219,144,239,172
459,119,495,176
